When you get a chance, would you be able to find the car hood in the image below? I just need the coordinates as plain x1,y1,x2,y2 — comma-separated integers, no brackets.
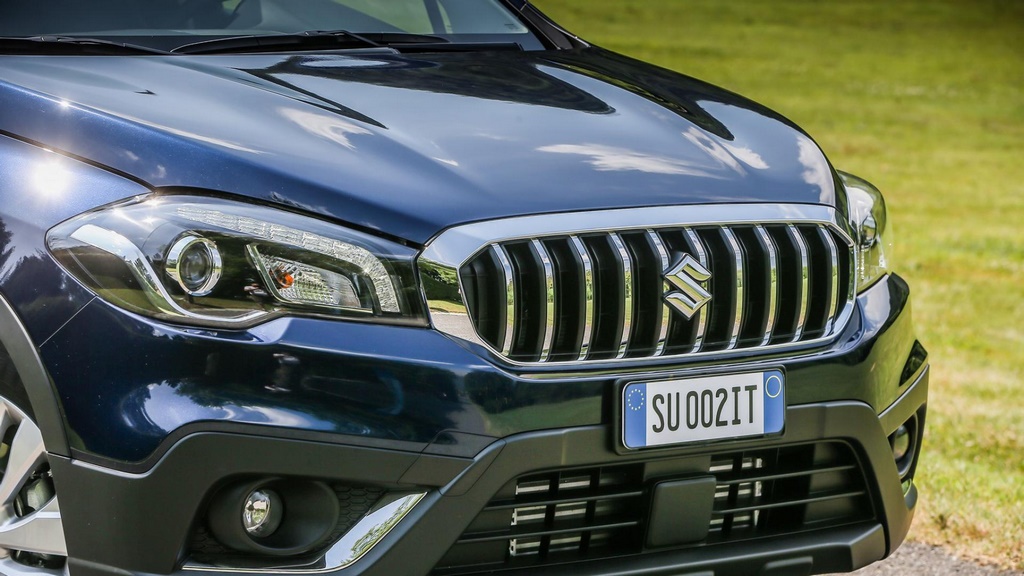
0,48,838,244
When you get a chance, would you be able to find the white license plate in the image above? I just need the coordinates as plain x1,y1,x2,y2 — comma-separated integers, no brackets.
622,371,785,449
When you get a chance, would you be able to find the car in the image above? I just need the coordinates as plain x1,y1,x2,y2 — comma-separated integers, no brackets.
0,1,929,575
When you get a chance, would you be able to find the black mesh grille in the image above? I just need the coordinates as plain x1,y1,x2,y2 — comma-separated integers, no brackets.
460,224,853,364
433,441,874,575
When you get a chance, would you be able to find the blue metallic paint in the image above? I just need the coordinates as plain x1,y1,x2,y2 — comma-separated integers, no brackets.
37,272,912,466
0,48,837,245
0,135,150,343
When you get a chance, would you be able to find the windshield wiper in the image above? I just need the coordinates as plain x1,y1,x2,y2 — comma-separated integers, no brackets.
0,36,172,55
172,30,520,55
172,30,447,55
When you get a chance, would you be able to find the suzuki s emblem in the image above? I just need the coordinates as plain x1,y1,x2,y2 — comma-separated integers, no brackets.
664,255,712,319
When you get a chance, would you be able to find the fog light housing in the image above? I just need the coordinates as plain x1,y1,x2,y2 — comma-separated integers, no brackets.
889,414,919,479
243,489,282,538
207,478,339,556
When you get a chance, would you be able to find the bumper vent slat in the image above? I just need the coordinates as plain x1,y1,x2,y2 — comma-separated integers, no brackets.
433,441,875,575
460,223,853,364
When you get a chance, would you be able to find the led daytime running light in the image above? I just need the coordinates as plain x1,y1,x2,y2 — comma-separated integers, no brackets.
177,206,400,313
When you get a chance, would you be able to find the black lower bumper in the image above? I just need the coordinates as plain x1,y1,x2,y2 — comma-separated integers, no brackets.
55,362,927,576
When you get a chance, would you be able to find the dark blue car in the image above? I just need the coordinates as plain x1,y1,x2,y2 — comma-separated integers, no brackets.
0,1,928,575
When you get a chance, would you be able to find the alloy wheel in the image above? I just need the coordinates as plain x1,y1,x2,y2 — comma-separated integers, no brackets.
0,397,66,574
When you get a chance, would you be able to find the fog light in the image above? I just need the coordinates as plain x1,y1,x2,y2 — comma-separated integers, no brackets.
243,489,282,538
166,235,222,296
891,424,911,462
889,413,919,479
208,478,340,556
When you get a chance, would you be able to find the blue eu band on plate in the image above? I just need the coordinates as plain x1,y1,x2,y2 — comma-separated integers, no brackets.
622,370,785,449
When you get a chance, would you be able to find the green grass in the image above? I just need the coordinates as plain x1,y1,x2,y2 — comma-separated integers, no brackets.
531,0,1024,568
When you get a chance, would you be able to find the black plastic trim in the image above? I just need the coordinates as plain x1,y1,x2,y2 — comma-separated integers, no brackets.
0,290,70,455
57,383,927,576
53,432,472,575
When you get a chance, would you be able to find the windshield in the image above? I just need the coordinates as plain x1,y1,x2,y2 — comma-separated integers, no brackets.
0,0,541,50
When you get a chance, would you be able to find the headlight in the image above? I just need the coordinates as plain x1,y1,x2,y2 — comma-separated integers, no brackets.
841,172,893,292
47,195,426,328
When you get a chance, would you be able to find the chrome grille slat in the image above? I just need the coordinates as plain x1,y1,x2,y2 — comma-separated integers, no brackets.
646,230,671,357
450,214,855,365
569,236,595,361
788,225,811,343
755,226,779,346
819,226,841,334
608,233,633,359
722,229,744,351
530,239,556,362
684,228,710,353
492,244,517,356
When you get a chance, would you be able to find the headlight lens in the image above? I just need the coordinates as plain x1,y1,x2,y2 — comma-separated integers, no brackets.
47,195,426,328
841,172,893,292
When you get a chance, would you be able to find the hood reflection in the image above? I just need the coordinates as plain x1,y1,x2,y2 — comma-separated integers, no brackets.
538,143,727,177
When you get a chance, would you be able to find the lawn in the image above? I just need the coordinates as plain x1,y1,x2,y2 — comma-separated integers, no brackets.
531,0,1024,569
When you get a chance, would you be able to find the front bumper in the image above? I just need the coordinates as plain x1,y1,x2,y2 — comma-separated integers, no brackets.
46,273,927,576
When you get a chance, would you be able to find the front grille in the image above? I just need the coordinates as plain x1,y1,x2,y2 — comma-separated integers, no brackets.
459,224,853,364
433,441,874,575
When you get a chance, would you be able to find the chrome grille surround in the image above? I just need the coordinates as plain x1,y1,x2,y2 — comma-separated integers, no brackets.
419,204,856,367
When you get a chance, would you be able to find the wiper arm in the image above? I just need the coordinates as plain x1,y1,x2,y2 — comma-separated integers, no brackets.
172,30,449,55
0,36,172,55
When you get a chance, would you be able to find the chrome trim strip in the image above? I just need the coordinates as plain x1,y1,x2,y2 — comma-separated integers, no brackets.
647,230,671,356
788,225,811,342
722,228,744,350
420,204,851,266
684,228,710,353
492,244,517,356
569,235,596,361
755,225,779,346
183,493,426,574
531,239,556,362
608,233,633,359
820,226,841,334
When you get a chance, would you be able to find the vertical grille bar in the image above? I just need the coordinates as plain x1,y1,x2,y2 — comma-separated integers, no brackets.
608,233,634,359
492,244,517,356
646,230,671,356
530,240,556,362
818,226,841,334
754,226,779,346
722,228,744,351
684,228,710,353
569,236,596,361
787,225,810,342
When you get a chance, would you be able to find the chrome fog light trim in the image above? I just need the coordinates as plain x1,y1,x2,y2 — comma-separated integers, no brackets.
184,492,426,573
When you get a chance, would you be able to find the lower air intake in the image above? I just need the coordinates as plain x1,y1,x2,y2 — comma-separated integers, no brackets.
433,441,874,574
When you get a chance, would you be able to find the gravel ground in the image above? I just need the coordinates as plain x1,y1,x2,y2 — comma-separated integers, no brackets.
835,542,1022,576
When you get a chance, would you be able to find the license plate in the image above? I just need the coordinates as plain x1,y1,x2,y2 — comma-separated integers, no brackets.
622,371,785,449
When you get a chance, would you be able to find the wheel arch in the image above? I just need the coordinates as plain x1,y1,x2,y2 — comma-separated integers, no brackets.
0,290,69,456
